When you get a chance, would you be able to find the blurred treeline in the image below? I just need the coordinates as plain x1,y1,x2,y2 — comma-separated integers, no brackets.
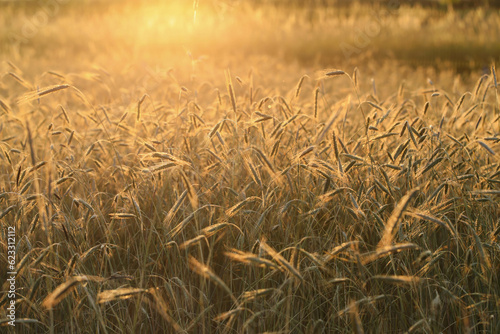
1,0,499,10
253,0,500,8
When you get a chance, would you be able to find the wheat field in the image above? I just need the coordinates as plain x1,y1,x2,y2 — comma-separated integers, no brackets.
1,1,500,333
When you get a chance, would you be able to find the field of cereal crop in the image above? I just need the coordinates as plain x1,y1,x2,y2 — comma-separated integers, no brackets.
1,1,499,333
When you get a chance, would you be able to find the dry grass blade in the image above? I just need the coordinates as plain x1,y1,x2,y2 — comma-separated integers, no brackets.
393,140,409,162
463,219,492,276
142,289,183,332
180,235,206,249
188,257,238,304
407,122,419,149
180,171,198,210
15,244,54,274
342,153,365,162
298,146,315,159
144,142,156,152
225,70,237,114
316,188,355,208
143,162,176,173
492,64,498,88
315,103,344,144
242,310,266,332
209,121,222,137
169,212,195,239
79,244,107,263
26,122,36,166
314,87,320,118
17,84,70,104
226,196,261,218
477,141,496,155
353,67,359,87
216,131,226,147
446,134,463,146
253,111,273,123
323,241,358,263
252,146,275,173
323,278,351,287
471,190,500,195
338,295,385,317
362,243,420,264
0,205,16,220
8,72,33,89
109,213,136,219
282,113,299,128
260,238,303,282
2,318,44,326
323,69,346,78
151,152,190,166
0,99,11,113
377,189,419,248
202,222,243,237
98,287,148,304
137,94,147,121
294,75,308,98
405,211,457,238
59,105,71,124
296,248,323,267
453,92,468,114
369,275,421,286
76,198,94,213
371,132,398,142
225,249,279,269
407,319,431,333
244,159,262,187
350,301,364,334
214,308,244,322
42,275,105,309
417,156,445,177
240,288,276,302
85,143,95,157
164,190,188,225
474,74,488,99
332,132,340,160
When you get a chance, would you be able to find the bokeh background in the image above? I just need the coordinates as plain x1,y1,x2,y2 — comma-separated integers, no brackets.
2,0,500,73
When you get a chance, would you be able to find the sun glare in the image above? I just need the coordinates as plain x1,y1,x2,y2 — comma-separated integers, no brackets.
97,0,228,62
